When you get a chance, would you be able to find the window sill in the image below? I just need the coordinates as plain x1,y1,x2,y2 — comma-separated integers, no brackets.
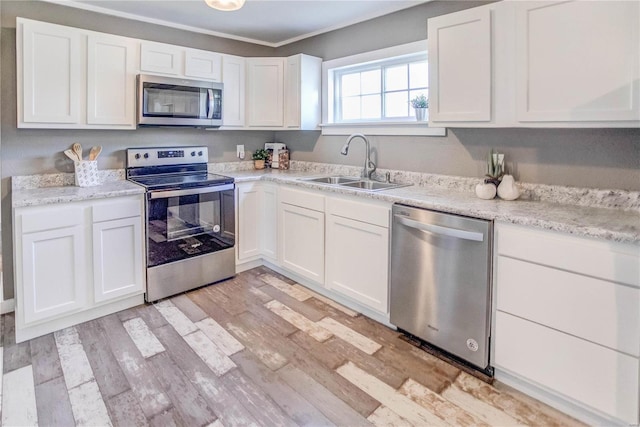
319,122,447,136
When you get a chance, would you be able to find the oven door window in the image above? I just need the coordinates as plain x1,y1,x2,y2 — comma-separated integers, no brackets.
147,189,235,267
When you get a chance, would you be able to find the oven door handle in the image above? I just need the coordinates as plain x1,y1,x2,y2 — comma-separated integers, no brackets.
149,183,234,199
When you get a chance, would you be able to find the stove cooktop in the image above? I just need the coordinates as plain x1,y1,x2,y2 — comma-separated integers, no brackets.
128,172,234,191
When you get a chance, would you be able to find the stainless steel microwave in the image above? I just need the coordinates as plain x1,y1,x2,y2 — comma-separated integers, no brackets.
137,74,223,128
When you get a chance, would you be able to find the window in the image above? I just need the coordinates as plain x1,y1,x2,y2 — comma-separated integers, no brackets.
321,41,445,136
333,54,428,122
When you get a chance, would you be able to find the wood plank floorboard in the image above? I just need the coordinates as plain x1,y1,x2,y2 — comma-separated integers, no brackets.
3,313,31,374
34,375,76,427
29,333,63,385
2,267,585,427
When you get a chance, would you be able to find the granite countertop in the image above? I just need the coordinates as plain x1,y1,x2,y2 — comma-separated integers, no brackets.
11,165,640,244
12,179,145,208
223,169,640,244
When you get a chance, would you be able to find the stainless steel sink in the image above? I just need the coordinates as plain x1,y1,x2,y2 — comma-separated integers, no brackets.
339,180,410,191
303,176,360,184
300,176,410,192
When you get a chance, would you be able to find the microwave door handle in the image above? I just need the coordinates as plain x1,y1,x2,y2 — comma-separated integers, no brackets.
394,215,484,242
206,89,214,119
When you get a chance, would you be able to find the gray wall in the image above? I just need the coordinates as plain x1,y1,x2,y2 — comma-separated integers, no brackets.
273,0,640,191
1,0,639,298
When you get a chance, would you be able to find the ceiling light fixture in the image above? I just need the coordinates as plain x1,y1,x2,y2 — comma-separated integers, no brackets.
204,0,245,12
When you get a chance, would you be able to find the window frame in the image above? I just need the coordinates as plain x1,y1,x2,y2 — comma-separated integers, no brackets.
332,54,428,123
321,40,446,136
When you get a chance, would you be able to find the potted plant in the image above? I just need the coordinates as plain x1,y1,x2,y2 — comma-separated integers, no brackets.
410,94,429,121
252,148,269,169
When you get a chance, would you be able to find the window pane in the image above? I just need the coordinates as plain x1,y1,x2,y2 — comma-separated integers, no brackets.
385,65,408,91
361,69,381,95
341,73,361,96
361,95,381,119
342,96,361,120
409,61,428,89
385,91,409,117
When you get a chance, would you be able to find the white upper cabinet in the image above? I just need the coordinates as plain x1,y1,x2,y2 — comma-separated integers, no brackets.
428,7,492,122
428,0,640,128
140,41,182,75
516,0,640,123
222,54,246,127
19,19,82,124
246,58,285,127
87,34,137,126
18,18,137,129
185,48,222,81
284,54,322,130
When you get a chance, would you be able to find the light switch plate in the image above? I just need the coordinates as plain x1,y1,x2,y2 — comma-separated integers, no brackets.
237,145,245,160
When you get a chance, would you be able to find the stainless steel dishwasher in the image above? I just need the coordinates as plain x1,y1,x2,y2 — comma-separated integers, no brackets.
390,204,493,372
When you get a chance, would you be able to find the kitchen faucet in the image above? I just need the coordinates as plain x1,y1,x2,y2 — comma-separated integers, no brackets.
341,133,376,180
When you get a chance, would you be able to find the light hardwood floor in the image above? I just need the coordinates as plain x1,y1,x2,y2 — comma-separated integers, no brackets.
1,266,584,426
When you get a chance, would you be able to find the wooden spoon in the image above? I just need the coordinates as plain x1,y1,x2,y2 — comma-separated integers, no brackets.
64,149,78,162
89,146,102,161
72,143,83,161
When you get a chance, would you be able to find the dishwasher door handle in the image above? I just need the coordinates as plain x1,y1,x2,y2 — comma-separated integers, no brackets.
394,215,485,242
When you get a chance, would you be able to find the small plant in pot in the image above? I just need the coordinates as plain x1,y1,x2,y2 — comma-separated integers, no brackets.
252,148,269,170
410,94,429,121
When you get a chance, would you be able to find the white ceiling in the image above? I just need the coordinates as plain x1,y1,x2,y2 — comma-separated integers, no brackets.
43,0,429,47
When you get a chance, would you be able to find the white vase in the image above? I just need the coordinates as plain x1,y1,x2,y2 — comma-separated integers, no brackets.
475,182,497,200
414,107,427,121
497,175,520,200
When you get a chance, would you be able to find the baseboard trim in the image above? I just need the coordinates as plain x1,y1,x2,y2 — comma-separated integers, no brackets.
1,298,15,314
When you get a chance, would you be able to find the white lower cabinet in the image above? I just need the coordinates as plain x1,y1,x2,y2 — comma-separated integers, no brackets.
14,195,146,342
325,196,390,314
278,187,325,285
493,222,640,425
236,182,278,263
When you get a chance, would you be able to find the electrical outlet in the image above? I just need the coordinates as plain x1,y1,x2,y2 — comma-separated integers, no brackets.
237,144,245,160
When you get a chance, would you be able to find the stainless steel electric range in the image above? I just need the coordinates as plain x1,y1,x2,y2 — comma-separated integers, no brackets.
126,146,235,302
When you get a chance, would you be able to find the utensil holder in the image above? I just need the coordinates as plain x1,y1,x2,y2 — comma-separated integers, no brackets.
74,160,100,187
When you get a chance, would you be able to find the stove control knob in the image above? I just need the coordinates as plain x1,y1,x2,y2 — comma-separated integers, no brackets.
143,153,149,159
198,151,203,156
134,153,141,160
191,151,196,157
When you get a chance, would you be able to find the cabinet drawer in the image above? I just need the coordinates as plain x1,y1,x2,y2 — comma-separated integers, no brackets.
92,197,142,223
326,196,390,228
497,256,640,356
495,311,639,424
21,206,83,233
279,186,324,212
496,222,640,287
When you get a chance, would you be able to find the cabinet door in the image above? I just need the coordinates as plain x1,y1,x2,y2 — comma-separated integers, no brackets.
495,311,639,424
261,183,278,261
284,55,301,128
140,42,182,75
20,19,81,124
87,34,137,126
237,183,262,261
278,203,324,284
222,55,246,127
246,58,284,127
428,7,491,122
185,49,222,81
92,217,144,303
326,215,389,313
516,1,640,122
21,226,86,324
